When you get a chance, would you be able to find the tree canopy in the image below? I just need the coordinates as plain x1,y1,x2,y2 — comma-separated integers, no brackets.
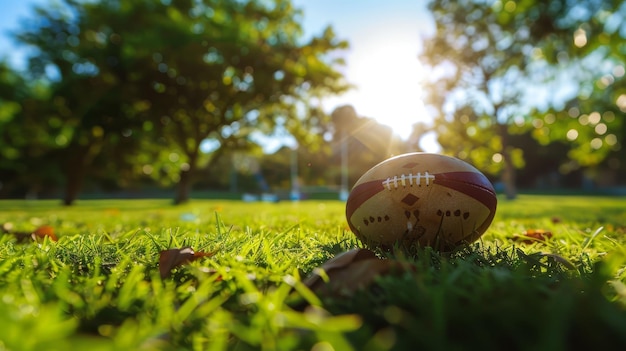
4,0,349,204
420,0,625,198
2,0,626,201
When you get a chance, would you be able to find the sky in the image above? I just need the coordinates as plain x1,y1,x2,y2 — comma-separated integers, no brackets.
0,0,439,151
292,0,436,142
0,0,47,66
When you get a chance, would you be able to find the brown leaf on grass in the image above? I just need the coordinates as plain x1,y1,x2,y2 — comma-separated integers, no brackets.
304,248,411,296
32,225,58,241
159,247,216,279
511,229,553,244
1,223,58,242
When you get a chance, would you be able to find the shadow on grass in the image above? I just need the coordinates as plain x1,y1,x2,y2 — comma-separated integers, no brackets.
311,244,626,350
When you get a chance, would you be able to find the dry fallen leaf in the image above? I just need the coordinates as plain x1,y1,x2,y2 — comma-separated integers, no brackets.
159,247,216,279
512,229,553,244
304,248,411,296
32,225,58,241
1,223,58,242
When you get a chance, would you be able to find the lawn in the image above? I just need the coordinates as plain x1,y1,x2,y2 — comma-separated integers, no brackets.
1,195,625,350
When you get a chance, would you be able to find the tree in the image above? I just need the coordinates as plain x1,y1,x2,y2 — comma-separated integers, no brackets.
421,0,625,198
0,61,28,196
14,0,349,204
523,0,625,184
15,0,152,204
330,105,407,187
134,0,349,203
0,61,66,198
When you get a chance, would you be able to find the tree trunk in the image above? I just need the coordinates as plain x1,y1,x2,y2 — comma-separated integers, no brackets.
497,123,517,199
63,147,88,206
63,171,84,206
501,151,517,200
174,168,193,205
173,150,199,205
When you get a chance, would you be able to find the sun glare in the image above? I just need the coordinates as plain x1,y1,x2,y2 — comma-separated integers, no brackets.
350,40,428,140
328,23,435,150
297,0,438,152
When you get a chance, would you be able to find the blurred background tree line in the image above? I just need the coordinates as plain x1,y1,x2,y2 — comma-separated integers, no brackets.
0,0,624,204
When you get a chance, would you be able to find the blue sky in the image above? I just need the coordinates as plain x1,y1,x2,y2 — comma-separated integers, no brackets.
0,0,437,150
0,0,47,68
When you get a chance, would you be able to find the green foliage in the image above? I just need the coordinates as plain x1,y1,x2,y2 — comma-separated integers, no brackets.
421,0,626,194
0,196,625,350
0,61,67,197
3,0,349,204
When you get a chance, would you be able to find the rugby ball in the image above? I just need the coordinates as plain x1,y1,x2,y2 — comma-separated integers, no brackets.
346,153,497,251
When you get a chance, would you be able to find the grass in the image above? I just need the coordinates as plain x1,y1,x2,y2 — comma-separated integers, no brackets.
0,195,625,350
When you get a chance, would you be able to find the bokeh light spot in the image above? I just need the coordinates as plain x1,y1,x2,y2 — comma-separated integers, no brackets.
566,129,578,141
588,111,601,125
616,94,626,112
590,138,603,150
605,134,617,146
574,28,587,47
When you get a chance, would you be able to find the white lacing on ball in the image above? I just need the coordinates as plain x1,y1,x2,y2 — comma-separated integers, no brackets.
382,172,435,190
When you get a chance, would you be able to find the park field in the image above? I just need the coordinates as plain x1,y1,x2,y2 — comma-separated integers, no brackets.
1,195,626,350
